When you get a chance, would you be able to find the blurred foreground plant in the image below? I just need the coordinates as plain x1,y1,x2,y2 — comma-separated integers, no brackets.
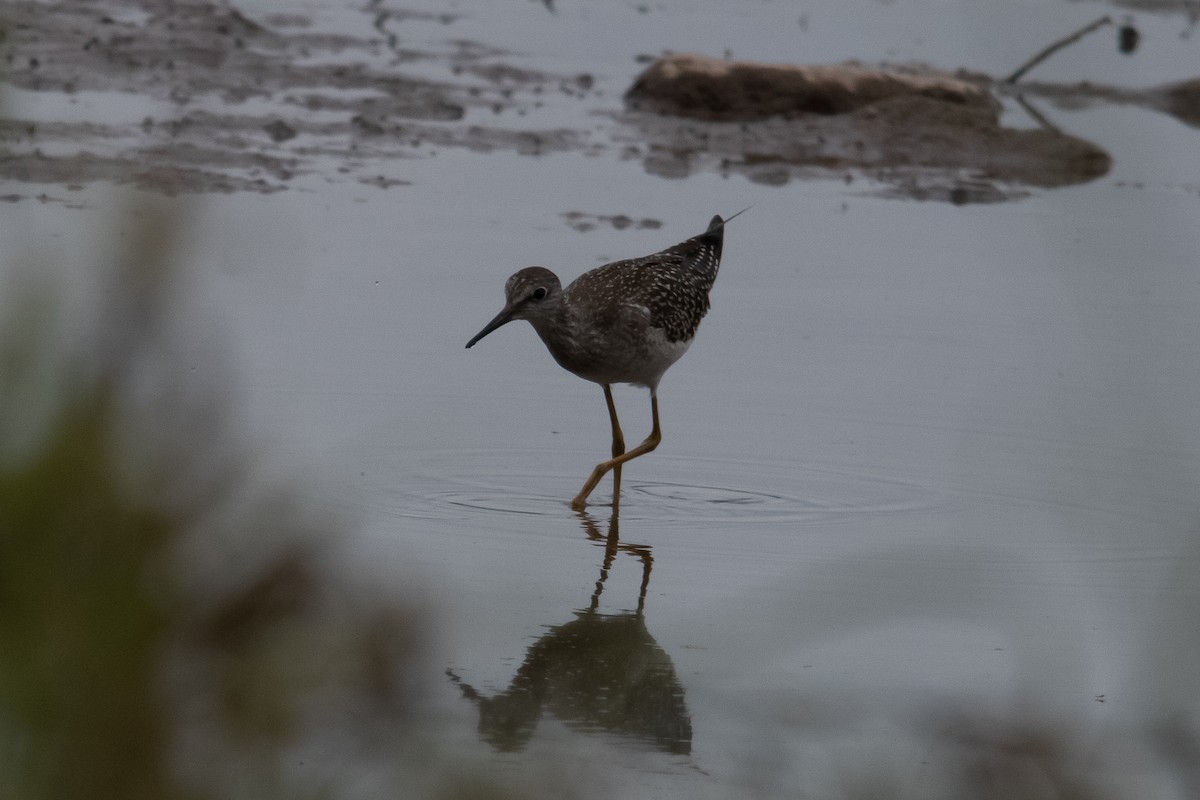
0,401,174,798
0,203,424,800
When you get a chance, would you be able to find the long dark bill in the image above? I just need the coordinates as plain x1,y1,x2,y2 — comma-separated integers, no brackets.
465,306,516,348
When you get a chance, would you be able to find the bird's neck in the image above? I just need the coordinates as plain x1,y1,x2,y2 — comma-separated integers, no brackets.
527,303,574,349
528,304,589,370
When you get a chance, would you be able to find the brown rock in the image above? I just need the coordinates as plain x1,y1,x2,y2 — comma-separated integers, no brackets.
625,53,997,121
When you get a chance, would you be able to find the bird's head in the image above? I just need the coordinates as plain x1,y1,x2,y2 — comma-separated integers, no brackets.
466,266,563,348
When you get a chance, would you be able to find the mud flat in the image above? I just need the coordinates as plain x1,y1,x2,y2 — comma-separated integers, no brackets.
621,54,1113,203
6,1,1194,203
0,0,591,196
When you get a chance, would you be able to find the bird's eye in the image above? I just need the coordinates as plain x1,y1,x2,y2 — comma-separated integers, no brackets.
531,287,548,301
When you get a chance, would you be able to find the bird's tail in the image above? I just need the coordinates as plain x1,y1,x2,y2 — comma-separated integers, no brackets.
681,206,750,281
706,205,752,233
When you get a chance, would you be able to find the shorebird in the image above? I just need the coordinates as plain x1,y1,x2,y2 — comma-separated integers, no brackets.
466,212,740,510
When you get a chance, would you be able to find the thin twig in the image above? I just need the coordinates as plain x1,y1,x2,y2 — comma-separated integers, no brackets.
1005,15,1113,84
1014,94,1062,135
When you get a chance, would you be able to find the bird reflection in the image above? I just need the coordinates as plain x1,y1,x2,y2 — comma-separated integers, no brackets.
447,502,692,755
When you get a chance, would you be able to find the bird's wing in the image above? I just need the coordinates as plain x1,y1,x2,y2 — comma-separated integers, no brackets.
603,253,710,343
567,220,723,343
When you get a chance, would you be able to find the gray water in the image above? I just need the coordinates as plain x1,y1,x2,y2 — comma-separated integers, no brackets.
4,0,1199,796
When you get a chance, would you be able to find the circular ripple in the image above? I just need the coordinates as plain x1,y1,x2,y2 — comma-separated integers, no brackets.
440,491,579,517
632,482,781,505
371,448,937,526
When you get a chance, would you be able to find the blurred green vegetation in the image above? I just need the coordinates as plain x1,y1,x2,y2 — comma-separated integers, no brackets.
0,204,179,798
0,205,429,800
0,402,173,799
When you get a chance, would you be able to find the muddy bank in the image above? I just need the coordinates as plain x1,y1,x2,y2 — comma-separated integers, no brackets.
2,1,1189,203
624,54,997,120
621,54,1112,203
0,0,593,195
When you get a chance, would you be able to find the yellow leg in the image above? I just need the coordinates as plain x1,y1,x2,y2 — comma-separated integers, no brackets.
604,384,625,505
604,384,626,458
571,390,662,511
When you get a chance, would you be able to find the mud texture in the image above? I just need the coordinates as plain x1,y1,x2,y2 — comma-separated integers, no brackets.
0,0,593,195
620,54,1112,203
624,54,997,120
561,212,663,233
1164,79,1200,126
0,1,1187,203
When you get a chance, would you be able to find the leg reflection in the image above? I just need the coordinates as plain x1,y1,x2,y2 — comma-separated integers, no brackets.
577,501,652,614
448,503,688,755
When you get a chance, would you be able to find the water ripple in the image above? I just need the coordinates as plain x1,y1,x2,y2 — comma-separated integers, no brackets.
373,449,937,526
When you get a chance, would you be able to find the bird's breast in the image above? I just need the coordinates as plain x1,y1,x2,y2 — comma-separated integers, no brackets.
544,321,691,389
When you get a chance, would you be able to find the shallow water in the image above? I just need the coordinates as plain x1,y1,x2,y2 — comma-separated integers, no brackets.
5,0,1200,796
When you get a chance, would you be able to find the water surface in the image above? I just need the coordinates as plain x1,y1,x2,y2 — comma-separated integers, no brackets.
4,0,1199,796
